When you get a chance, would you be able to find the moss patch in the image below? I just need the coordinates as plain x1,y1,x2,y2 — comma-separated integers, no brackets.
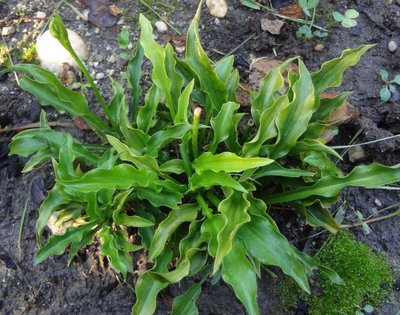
280,232,395,314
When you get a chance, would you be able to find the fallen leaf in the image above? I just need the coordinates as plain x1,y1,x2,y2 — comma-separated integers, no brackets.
249,56,298,89
81,0,117,28
278,4,304,18
73,117,91,130
260,17,285,34
162,34,186,53
321,92,359,125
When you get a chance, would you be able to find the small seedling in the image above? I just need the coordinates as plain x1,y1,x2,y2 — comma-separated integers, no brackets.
379,69,400,102
118,27,131,60
333,9,359,28
356,210,372,235
298,0,320,17
296,25,328,39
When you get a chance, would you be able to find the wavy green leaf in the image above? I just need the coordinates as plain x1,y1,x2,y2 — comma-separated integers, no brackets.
128,41,144,120
222,238,259,315
190,171,246,192
137,84,162,133
311,92,352,122
210,102,240,153
60,164,159,192
267,163,400,204
194,152,273,174
214,189,251,272
175,80,194,124
312,45,374,96
139,14,174,117
35,222,97,265
238,215,310,292
216,56,234,82
201,214,225,257
253,162,314,180
149,204,199,260
186,4,227,111
171,282,201,315
266,60,316,160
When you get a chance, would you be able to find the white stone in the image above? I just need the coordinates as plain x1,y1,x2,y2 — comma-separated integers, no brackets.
36,11,46,19
206,0,228,18
108,55,117,63
1,26,15,36
95,72,105,80
36,28,89,76
155,20,168,33
388,40,397,52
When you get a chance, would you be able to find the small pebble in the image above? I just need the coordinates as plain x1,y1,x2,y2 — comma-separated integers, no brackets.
1,26,15,36
82,9,90,21
128,43,133,49
117,17,125,25
36,11,46,19
108,55,117,63
106,69,115,76
314,43,324,52
206,0,228,18
348,145,365,163
155,21,168,33
95,72,105,80
215,18,220,25
92,61,99,67
95,28,100,34
374,198,382,207
388,40,398,52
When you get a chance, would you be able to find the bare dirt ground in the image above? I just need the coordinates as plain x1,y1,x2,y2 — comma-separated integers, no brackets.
0,0,399,314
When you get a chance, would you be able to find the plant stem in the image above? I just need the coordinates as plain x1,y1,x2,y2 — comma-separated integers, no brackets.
179,142,193,177
195,193,213,218
192,107,201,159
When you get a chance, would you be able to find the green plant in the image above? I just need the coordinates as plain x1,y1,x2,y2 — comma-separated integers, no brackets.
333,9,359,28
2,3,400,315
379,69,400,102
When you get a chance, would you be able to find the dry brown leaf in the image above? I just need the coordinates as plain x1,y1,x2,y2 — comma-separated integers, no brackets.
321,92,359,125
260,17,285,34
81,0,117,28
249,57,298,89
278,4,304,18
162,34,186,53
73,117,91,130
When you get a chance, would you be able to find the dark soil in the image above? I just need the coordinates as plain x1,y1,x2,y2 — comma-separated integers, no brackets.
1,0,399,314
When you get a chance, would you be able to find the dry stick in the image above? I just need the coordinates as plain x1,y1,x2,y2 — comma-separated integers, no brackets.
340,210,400,229
330,133,400,149
1,33,19,85
139,0,182,35
0,121,74,133
211,32,258,57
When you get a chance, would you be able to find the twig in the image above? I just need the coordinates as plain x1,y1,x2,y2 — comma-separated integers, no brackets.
331,133,400,150
0,121,74,133
1,32,19,85
340,210,400,229
139,0,182,35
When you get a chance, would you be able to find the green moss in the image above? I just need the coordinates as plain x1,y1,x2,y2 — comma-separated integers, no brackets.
20,42,38,63
279,232,395,314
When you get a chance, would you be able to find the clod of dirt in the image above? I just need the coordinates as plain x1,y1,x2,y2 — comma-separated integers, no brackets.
314,43,324,52
348,145,366,163
36,29,89,76
0,142,9,159
30,176,46,206
260,17,285,34
0,253,17,270
206,0,228,18
81,0,117,28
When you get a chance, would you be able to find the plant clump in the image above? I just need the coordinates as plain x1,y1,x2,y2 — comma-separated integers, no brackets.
1,2,400,314
280,232,395,315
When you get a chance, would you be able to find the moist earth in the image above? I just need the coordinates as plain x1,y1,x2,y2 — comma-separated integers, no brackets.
0,0,399,314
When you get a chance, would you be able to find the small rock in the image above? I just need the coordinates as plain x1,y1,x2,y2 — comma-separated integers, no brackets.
92,61,99,67
314,43,324,52
95,72,105,80
260,18,285,35
206,0,228,18
215,18,220,25
374,198,382,207
348,145,365,163
155,21,168,33
36,11,46,19
128,43,133,50
108,55,117,63
106,69,115,76
388,40,398,52
37,29,89,76
95,27,100,34
82,9,90,21
1,26,15,36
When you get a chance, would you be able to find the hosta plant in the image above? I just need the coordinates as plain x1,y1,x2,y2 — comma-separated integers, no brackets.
3,3,400,315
